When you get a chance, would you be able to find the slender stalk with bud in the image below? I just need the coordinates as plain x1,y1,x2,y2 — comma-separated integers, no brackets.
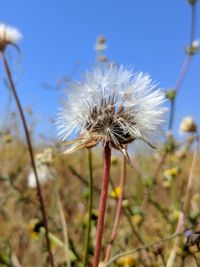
0,23,55,267
167,0,199,132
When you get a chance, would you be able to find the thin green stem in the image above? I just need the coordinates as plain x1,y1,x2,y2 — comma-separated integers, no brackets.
82,148,93,267
168,99,175,132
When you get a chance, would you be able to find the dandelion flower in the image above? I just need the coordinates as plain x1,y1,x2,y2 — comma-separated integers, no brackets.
0,23,22,51
57,65,166,163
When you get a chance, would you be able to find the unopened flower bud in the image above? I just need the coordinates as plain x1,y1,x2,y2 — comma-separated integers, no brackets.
188,0,198,5
122,199,130,208
95,36,107,51
165,89,176,101
180,116,197,133
186,40,200,55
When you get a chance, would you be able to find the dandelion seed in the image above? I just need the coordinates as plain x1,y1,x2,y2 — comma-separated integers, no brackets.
0,23,22,51
57,64,166,164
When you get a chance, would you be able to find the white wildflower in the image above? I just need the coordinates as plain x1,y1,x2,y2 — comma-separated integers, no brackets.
56,65,166,163
27,148,56,188
0,23,22,51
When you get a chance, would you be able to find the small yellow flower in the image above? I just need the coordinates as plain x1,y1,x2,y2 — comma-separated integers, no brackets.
109,186,121,199
116,254,138,267
28,219,43,239
163,166,180,180
180,116,197,133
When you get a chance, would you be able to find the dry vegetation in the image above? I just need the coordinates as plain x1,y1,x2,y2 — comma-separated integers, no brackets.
0,124,200,266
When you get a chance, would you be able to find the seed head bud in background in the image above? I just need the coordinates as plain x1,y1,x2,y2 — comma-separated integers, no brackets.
186,39,200,55
0,23,22,51
56,64,166,164
94,35,107,52
180,116,197,133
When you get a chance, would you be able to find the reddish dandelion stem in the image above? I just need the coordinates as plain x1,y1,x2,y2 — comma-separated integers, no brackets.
93,142,111,267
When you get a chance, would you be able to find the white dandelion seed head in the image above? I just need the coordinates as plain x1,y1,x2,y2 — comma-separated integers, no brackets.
56,65,166,156
0,23,22,51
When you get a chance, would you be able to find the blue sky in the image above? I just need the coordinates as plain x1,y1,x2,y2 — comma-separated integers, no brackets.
0,0,200,140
